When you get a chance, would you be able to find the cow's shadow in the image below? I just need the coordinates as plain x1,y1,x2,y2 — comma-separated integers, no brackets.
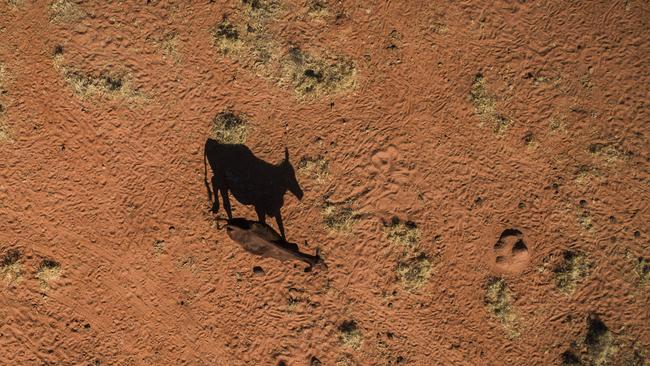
203,138,303,239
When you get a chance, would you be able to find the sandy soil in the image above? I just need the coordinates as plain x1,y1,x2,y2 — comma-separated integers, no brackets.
0,1,648,365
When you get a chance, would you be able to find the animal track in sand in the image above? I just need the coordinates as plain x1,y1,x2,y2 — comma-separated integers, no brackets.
491,228,530,275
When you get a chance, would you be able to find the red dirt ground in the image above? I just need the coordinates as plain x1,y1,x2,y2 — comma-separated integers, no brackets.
0,1,648,365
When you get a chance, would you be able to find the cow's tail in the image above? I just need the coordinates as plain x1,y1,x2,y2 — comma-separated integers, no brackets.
204,142,213,207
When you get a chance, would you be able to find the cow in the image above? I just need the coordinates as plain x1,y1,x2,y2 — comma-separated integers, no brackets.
203,138,303,239
217,217,326,271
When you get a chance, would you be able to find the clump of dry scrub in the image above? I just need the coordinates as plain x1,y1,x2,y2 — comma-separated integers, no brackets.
338,320,362,349
49,0,85,23
160,32,181,63
396,254,431,291
584,314,618,366
588,143,631,164
211,111,248,144
634,257,649,285
554,251,591,293
306,0,329,18
470,73,510,134
322,202,359,233
384,217,420,248
485,277,518,338
298,156,328,182
1,249,22,285
211,4,355,98
54,54,145,101
281,47,355,98
0,62,8,142
37,259,61,289
213,19,245,55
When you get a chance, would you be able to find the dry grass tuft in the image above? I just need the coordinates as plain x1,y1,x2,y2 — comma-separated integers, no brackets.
0,63,9,142
242,0,281,18
396,254,431,291
470,73,510,134
585,314,618,366
37,259,61,289
322,202,359,233
338,320,363,349
298,156,328,182
211,4,355,98
306,0,329,18
384,217,420,248
280,47,355,98
554,251,591,293
54,55,145,101
0,122,9,142
1,249,22,285
6,0,25,7
49,0,85,23
211,111,248,144
588,143,631,163
485,277,518,338
213,19,245,55
634,257,649,285
160,32,181,63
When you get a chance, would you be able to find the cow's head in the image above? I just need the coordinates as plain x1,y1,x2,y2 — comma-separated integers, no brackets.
281,147,304,200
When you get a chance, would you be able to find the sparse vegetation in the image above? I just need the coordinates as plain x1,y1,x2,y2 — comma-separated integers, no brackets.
554,251,591,293
211,4,355,98
213,19,245,55
54,54,146,101
6,0,25,7
396,254,431,291
634,257,649,285
298,156,328,182
338,320,362,349
1,249,22,285
153,240,165,255
49,0,85,23
484,277,518,338
584,314,617,366
242,0,281,18
160,32,180,63
0,62,9,142
322,202,359,233
307,0,329,18
211,111,248,144
470,73,510,134
37,259,61,289
281,47,355,97
588,143,630,163
384,217,420,248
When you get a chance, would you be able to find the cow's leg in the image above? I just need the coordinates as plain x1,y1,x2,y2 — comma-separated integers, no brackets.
275,213,286,239
220,186,233,219
255,206,266,224
210,176,220,213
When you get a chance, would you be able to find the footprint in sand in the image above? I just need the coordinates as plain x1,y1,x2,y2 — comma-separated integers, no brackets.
491,229,531,274
371,145,400,174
